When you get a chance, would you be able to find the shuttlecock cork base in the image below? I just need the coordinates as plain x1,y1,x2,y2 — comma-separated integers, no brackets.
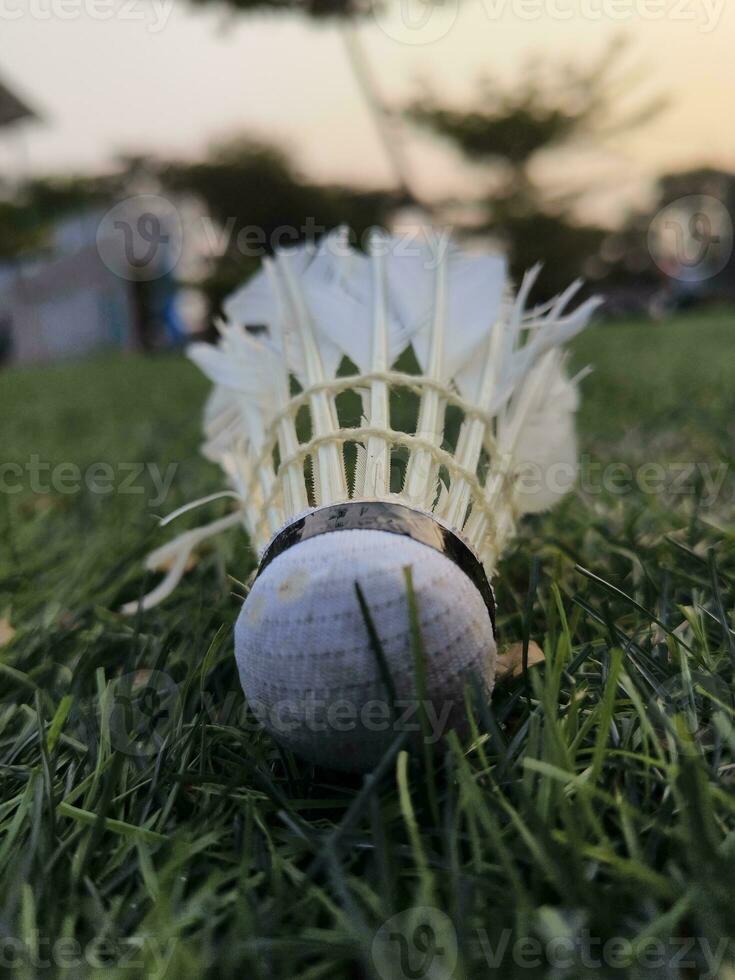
126,227,599,771
236,501,497,771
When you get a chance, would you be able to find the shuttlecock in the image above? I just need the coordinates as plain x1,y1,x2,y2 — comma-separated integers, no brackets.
126,228,600,771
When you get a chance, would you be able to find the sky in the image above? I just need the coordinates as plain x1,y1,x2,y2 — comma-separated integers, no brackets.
1,0,733,226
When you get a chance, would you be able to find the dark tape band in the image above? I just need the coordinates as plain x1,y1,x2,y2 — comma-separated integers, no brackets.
256,501,496,637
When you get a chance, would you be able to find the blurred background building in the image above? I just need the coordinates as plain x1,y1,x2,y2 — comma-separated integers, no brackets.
0,76,208,365
2,4,735,366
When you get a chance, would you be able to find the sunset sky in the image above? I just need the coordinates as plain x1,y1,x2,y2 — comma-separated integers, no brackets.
1,0,733,226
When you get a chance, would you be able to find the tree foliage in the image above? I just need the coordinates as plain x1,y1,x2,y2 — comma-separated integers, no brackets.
0,202,43,261
0,175,125,261
186,0,371,16
605,167,735,298
405,40,661,295
160,138,396,315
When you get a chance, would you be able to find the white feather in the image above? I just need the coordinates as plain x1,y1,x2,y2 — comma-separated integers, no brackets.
189,331,284,533
134,229,599,611
297,229,431,498
274,247,347,505
403,246,507,508
410,249,507,382
503,351,580,515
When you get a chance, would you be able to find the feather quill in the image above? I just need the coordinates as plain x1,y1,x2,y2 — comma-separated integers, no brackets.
273,248,347,505
299,228,424,497
403,245,506,508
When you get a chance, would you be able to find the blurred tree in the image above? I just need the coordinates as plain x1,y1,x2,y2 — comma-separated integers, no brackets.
405,39,663,296
656,168,735,211
160,137,398,316
602,167,735,313
0,201,43,260
0,174,123,261
186,0,372,15
23,174,123,222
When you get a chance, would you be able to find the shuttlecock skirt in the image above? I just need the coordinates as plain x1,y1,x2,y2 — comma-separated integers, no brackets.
130,235,597,767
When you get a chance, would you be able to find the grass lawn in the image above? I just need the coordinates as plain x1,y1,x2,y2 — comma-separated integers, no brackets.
1,311,734,978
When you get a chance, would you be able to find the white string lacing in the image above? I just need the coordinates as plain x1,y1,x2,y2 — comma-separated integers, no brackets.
122,370,529,614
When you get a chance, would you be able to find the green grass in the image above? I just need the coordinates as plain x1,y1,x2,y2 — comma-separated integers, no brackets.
1,312,734,978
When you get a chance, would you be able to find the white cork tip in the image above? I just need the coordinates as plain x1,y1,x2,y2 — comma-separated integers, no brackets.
235,527,497,771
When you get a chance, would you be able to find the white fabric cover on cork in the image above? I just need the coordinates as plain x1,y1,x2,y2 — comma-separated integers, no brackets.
235,528,497,771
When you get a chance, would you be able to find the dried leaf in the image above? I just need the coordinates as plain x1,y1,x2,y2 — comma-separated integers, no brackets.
496,640,545,681
155,553,198,574
0,617,16,647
